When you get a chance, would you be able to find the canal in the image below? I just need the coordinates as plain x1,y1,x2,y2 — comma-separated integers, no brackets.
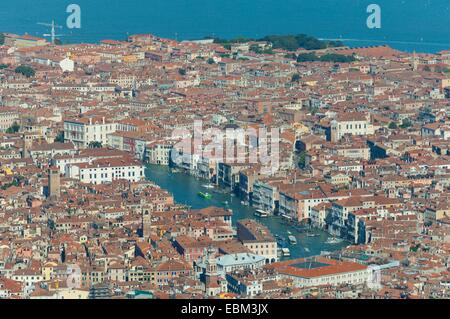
145,164,349,259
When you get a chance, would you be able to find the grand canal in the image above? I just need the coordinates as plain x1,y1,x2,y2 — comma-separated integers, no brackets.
145,165,349,259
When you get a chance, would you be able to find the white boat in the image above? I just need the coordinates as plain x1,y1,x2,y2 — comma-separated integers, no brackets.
254,209,269,218
304,247,310,252
306,233,319,237
202,184,215,189
288,235,297,245
325,237,343,244
281,248,291,257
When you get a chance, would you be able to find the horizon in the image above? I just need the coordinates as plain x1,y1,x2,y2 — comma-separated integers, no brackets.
1,0,450,53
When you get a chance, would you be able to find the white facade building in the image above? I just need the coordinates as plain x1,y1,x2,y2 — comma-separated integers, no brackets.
64,117,117,149
66,158,144,184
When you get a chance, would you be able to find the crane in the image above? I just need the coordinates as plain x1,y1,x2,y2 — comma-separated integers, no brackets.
37,20,63,44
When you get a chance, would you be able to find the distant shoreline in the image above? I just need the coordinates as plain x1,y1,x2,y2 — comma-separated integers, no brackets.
2,30,449,54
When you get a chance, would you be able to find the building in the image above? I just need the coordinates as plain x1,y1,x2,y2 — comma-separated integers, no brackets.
66,157,144,184
64,117,117,149
265,256,370,288
236,219,277,264
48,167,60,199
146,141,174,165
29,142,76,163
0,109,19,132
330,113,374,142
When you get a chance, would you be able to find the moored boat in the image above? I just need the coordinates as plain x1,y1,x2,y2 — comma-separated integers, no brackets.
281,248,291,257
254,209,269,218
197,192,212,199
288,235,297,244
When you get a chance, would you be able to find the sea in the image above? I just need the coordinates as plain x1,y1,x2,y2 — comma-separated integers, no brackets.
1,0,450,53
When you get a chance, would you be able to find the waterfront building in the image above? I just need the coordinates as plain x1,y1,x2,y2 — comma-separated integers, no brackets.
146,140,174,166
66,157,144,184
236,219,277,264
265,257,370,288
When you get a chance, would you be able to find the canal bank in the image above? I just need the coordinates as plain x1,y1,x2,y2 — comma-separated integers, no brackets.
145,164,349,259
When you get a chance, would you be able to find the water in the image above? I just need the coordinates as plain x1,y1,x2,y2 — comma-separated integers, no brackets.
145,164,349,259
1,0,450,52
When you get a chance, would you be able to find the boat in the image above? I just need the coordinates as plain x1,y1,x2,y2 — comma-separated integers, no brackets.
254,209,269,218
288,235,297,245
276,237,284,245
325,237,343,244
202,184,215,189
304,247,310,253
306,233,320,237
197,192,212,199
222,201,229,206
287,230,292,235
281,248,291,257
277,248,283,257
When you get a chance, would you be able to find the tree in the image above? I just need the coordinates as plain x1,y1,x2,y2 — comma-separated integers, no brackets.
297,53,319,62
298,151,307,169
296,52,355,63
207,58,215,64
5,122,20,134
0,33,4,45
15,65,35,78
388,122,398,129
178,68,186,76
0,64,8,69
88,141,102,148
214,34,343,52
284,53,297,60
291,73,301,82
400,118,412,129
319,53,356,63
55,131,64,143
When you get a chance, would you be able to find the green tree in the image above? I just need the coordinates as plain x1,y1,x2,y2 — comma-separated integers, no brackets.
88,141,102,148
0,64,9,69
298,151,307,169
214,34,343,52
207,58,215,64
388,122,398,129
284,53,297,60
15,65,35,78
297,53,319,62
319,53,355,63
400,118,412,129
5,122,20,134
291,73,301,82
0,33,4,45
178,68,186,76
55,131,64,143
